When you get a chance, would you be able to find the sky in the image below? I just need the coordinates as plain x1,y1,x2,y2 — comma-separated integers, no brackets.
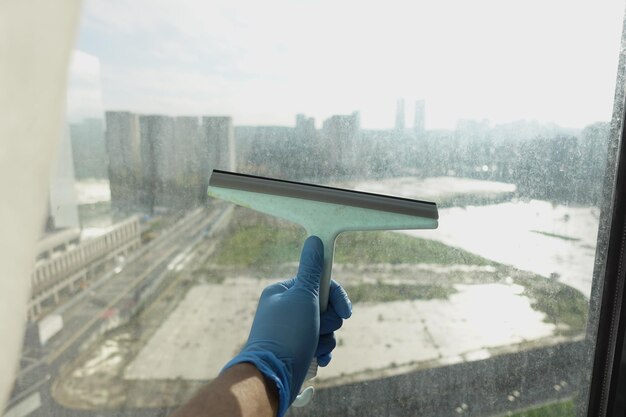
72,0,625,129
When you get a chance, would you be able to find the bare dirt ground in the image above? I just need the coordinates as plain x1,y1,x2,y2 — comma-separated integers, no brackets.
53,260,567,409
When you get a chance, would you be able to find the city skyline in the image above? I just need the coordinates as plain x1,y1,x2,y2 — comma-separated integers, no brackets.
71,104,595,133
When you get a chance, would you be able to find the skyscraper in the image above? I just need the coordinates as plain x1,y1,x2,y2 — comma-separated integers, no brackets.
105,111,142,214
321,111,360,175
174,116,203,205
70,118,107,179
139,115,176,210
201,116,236,178
66,50,107,180
47,127,80,230
104,112,237,213
175,116,201,179
295,113,317,153
296,113,316,139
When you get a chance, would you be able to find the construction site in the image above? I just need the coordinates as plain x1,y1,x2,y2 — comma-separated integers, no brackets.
48,181,590,415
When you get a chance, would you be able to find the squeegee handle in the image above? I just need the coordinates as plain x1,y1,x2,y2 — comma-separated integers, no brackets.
318,234,335,313
303,246,331,381
302,236,333,379
293,235,335,407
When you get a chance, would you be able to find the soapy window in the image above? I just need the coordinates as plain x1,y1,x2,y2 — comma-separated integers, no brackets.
6,1,624,417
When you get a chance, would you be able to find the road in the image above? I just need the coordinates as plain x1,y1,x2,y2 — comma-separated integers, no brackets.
4,205,231,417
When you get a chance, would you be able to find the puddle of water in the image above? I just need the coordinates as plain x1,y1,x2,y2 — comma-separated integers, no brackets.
324,283,555,379
72,337,125,378
407,201,598,296
75,179,111,205
354,176,515,201
355,177,598,296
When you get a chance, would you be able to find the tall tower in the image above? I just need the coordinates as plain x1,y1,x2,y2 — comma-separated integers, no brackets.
174,116,201,179
395,99,405,131
296,113,316,143
67,50,107,180
201,116,236,176
321,111,360,175
105,111,142,214
47,127,80,230
139,115,175,210
414,99,425,138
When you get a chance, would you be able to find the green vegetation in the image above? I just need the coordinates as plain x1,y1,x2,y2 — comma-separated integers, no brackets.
507,400,573,417
345,282,456,303
516,276,588,335
436,191,515,208
531,230,580,242
213,224,305,267
335,231,495,266
212,209,588,330
213,218,495,267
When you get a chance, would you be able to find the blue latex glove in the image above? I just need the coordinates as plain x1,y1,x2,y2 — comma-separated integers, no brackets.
222,236,352,417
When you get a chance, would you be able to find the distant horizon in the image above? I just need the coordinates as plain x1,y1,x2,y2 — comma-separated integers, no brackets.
69,111,607,133
68,1,624,130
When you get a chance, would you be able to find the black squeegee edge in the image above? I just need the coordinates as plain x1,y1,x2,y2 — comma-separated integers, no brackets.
209,170,439,220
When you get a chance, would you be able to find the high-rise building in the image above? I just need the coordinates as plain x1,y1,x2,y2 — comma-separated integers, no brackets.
63,50,104,227
395,99,405,131
175,116,201,178
47,127,80,230
174,116,203,204
414,99,425,138
70,118,107,179
201,116,236,177
139,115,176,210
105,112,235,213
295,113,317,150
66,50,107,180
321,111,360,174
105,111,142,214
296,113,316,136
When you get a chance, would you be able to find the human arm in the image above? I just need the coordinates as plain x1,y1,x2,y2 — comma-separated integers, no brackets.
169,363,278,417
170,236,352,417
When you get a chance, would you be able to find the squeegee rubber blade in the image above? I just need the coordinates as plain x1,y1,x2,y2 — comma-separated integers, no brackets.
209,170,438,220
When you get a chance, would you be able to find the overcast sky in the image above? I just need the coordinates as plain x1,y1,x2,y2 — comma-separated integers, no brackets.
72,0,625,129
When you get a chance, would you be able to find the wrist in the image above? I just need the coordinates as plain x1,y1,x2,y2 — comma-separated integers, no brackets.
223,350,291,417
225,363,279,412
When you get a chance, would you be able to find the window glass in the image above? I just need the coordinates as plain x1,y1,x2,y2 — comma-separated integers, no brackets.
6,1,625,417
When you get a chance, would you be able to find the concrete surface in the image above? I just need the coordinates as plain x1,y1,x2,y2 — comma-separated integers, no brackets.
123,278,555,382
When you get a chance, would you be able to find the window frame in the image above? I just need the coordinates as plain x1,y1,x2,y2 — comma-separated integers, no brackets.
585,16,626,416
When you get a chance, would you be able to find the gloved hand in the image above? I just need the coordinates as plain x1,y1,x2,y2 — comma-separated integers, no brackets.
222,236,352,417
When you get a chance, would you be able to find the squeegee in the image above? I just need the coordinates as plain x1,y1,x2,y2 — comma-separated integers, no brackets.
207,169,438,405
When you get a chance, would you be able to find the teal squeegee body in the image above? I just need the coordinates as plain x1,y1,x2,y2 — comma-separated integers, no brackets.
207,170,439,310
207,169,438,406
